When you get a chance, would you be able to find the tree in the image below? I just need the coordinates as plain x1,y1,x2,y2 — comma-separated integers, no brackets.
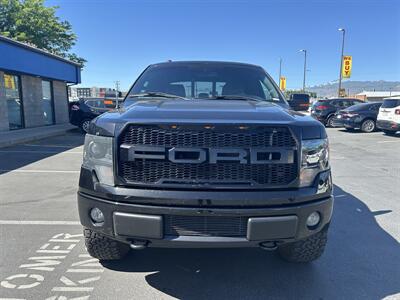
0,0,86,66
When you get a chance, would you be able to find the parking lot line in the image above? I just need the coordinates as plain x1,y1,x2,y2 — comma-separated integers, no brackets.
23,144,82,148
377,140,399,143
0,220,80,225
0,169,80,174
0,150,81,154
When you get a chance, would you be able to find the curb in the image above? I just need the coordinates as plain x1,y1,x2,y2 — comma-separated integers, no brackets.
0,124,76,148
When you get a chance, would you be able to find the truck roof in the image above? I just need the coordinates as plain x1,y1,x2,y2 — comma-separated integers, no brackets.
150,60,264,69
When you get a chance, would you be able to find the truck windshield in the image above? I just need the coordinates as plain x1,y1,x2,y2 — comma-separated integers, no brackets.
127,63,284,103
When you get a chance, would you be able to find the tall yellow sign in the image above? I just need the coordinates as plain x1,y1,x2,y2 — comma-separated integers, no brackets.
279,76,286,91
342,56,352,78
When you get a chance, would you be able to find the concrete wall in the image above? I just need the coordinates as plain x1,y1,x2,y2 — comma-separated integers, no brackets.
21,75,45,128
53,81,69,124
0,71,9,131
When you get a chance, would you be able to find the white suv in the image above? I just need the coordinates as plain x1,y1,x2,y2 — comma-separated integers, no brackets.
377,97,400,135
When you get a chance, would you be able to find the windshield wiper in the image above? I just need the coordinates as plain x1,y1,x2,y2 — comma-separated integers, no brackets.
128,92,188,100
211,95,264,102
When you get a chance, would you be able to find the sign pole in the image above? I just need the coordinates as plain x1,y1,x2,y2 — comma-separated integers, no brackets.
338,28,346,97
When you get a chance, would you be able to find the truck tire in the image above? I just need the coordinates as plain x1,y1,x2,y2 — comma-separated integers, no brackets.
84,228,130,261
278,226,328,263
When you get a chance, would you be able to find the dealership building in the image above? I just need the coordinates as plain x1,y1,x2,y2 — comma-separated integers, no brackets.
0,35,81,132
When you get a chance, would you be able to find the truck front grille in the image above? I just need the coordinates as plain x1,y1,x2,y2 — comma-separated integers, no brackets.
118,124,298,188
164,215,248,237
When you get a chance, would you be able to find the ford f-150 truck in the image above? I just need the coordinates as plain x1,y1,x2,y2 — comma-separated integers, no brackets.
78,61,333,263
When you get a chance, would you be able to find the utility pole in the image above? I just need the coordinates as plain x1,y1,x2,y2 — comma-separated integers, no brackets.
338,28,346,97
115,80,120,108
278,58,282,85
299,49,307,92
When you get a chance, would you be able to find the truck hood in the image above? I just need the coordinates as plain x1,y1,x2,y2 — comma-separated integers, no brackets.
91,99,326,139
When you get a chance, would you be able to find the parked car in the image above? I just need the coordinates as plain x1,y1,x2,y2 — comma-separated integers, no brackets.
377,97,400,135
288,93,310,111
70,98,116,132
311,98,364,127
331,102,382,132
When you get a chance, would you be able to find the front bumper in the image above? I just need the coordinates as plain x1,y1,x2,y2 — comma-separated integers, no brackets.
78,191,334,248
332,118,362,129
331,117,345,127
377,120,400,131
310,113,326,123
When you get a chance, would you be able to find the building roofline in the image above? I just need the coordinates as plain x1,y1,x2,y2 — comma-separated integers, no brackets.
0,35,83,67
356,90,400,96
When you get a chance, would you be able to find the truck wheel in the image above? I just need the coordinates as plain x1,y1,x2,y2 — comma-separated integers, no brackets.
84,228,130,261
278,226,328,263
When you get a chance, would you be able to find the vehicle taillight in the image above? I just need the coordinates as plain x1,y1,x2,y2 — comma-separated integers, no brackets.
71,104,80,111
395,109,400,115
316,105,328,110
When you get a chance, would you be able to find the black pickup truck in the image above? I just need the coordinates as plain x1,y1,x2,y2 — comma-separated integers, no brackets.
78,61,333,263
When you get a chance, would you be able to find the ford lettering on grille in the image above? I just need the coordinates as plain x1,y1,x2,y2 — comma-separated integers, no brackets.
120,145,294,165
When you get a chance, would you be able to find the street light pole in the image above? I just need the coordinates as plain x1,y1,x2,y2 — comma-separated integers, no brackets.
115,80,120,108
338,28,346,97
278,58,282,85
299,49,307,92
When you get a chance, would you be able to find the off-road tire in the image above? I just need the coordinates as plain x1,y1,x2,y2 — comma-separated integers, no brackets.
84,228,130,260
278,226,328,263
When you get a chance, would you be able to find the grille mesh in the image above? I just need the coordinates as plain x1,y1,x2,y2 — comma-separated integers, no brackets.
164,215,248,237
120,125,297,148
118,124,298,187
120,161,296,185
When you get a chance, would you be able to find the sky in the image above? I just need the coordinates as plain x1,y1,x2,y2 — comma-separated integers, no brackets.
47,0,400,91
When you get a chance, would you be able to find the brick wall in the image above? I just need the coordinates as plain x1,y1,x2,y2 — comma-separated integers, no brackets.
53,80,69,124
21,75,45,128
0,74,70,131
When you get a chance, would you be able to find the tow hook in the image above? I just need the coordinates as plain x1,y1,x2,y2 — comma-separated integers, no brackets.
259,241,278,251
129,240,149,250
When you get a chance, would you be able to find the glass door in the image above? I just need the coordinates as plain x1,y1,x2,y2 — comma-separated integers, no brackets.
4,73,24,130
41,80,55,125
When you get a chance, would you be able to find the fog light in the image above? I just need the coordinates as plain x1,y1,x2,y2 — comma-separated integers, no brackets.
90,207,104,224
306,212,321,228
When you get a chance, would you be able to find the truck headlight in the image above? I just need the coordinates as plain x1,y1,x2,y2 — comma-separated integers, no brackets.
300,138,329,187
83,134,114,186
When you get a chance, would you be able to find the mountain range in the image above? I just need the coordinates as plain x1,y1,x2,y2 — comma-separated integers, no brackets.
307,81,400,98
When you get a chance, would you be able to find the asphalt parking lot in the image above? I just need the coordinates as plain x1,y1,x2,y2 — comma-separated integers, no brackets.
0,128,399,300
